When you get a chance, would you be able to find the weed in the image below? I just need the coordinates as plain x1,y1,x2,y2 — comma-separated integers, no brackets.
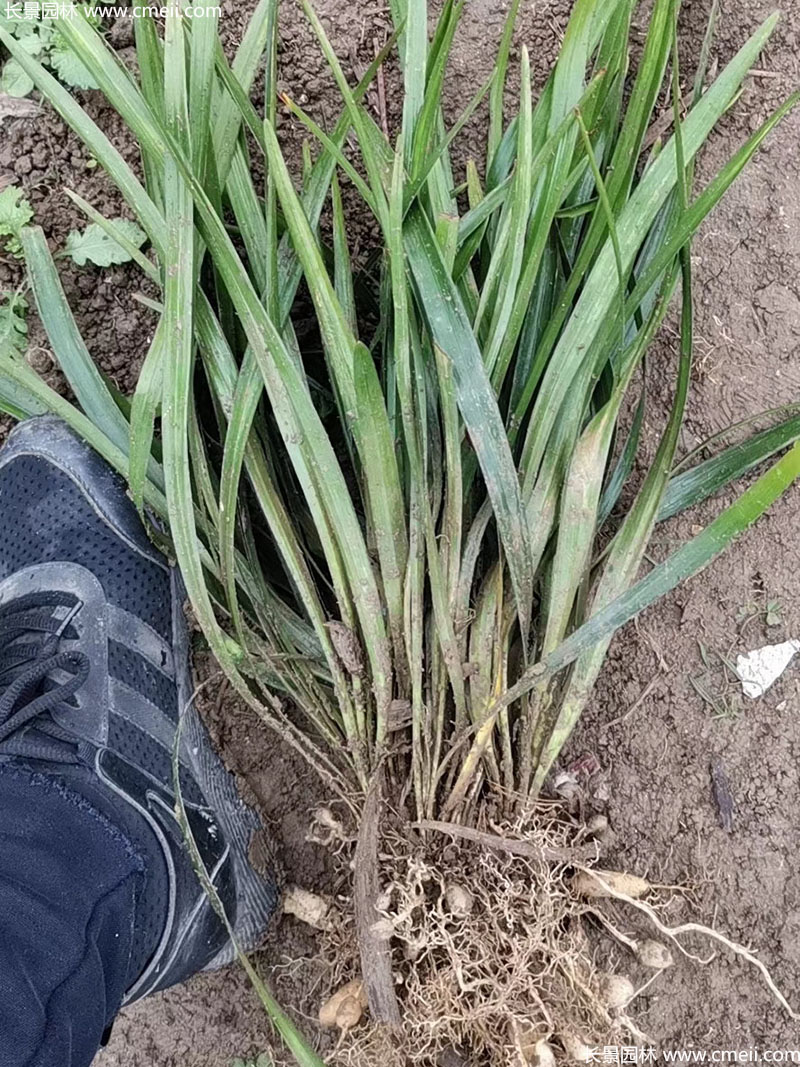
0,2,98,96
63,218,148,267
0,185,33,256
737,594,784,634
0,289,28,356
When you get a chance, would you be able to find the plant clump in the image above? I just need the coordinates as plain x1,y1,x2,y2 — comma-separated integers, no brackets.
0,0,799,1060
1,0,798,826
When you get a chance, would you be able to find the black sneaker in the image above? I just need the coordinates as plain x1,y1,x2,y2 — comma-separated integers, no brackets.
0,416,278,1002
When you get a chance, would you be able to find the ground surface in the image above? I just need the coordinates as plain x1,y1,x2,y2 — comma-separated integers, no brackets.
2,0,800,1061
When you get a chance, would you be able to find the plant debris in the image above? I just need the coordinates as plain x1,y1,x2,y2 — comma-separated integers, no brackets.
571,870,651,900
710,756,735,833
0,91,38,122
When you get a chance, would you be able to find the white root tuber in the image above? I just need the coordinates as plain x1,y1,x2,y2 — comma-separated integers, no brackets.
587,814,609,837
560,1032,594,1064
636,939,674,970
508,1020,556,1067
531,1039,557,1067
318,978,369,1030
283,885,333,931
572,869,650,900
599,972,635,1010
444,882,474,917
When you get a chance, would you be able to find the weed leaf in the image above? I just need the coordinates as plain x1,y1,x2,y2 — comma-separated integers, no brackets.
64,218,147,266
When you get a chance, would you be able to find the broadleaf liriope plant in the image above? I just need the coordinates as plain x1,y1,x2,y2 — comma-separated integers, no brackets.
1,0,800,1052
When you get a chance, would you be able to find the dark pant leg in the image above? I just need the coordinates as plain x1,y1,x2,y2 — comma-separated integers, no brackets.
0,764,143,1067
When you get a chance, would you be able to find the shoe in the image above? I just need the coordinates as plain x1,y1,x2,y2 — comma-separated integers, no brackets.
0,416,278,1002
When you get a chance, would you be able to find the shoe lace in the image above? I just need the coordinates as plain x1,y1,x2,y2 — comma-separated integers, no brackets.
0,592,90,756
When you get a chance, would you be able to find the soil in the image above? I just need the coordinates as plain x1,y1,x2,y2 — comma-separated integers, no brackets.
2,0,800,1061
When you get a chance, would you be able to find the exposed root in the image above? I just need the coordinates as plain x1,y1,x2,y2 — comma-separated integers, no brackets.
413,819,599,864
276,808,796,1066
354,767,402,1027
576,867,798,1021
319,807,632,1066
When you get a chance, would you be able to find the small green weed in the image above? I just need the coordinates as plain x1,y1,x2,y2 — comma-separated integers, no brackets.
0,290,28,356
1,184,147,367
0,185,33,256
63,219,147,267
1,183,146,270
0,4,98,97
736,594,784,633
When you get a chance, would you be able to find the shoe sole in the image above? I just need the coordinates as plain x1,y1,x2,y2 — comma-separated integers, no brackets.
172,567,280,969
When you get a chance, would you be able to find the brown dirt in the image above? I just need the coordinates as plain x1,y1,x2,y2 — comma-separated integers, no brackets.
0,83,158,395
3,0,800,1061
573,0,800,1047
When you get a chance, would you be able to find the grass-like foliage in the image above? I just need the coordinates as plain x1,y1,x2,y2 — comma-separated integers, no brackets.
1,0,799,821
